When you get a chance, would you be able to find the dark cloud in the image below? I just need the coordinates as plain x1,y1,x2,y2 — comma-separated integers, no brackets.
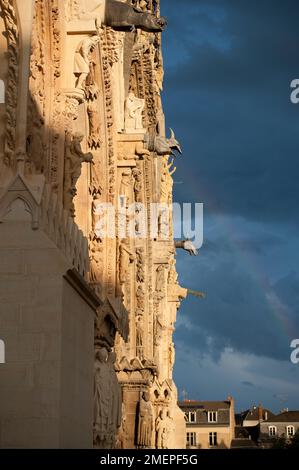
175,249,299,363
242,381,255,388
161,0,299,223
161,0,299,408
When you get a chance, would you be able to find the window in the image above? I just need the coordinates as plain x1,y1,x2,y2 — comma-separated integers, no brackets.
287,426,295,437
185,411,196,423
208,411,218,423
0,339,4,364
187,432,196,447
209,432,217,447
269,426,277,437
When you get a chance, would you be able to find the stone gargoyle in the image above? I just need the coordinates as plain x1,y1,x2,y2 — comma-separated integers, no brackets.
105,0,167,32
144,128,182,156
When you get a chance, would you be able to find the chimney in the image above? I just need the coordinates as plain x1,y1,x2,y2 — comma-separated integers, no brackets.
258,403,263,421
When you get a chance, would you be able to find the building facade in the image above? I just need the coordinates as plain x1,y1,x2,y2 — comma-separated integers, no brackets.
259,410,299,447
0,0,186,448
179,398,235,449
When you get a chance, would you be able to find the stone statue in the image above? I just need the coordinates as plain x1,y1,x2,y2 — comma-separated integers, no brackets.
108,352,122,441
119,240,135,285
155,409,167,449
119,169,132,203
74,35,100,89
165,410,175,449
64,132,93,216
137,392,154,448
116,402,127,449
94,348,123,449
175,240,198,256
154,313,164,347
125,93,145,132
169,342,175,370
132,168,143,203
155,265,166,294
94,348,110,445
136,315,144,359
87,102,102,149
105,0,167,32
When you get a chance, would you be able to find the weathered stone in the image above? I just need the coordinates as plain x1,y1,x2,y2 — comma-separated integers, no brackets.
0,0,184,450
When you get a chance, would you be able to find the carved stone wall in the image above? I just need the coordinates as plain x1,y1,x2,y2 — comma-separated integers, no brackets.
0,0,185,449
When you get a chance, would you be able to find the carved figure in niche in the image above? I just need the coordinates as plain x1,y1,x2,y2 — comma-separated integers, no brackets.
74,35,100,89
136,248,145,283
90,244,103,283
132,168,143,203
125,93,145,132
64,132,93,216
85,52,100,101
119,240,135,285
94,348,110,442
116,402,127,449
105,0,167,32
87,102,102,149
154,313,164,347
108,352,122,442
136,284,145,316
168,259,178,285
155,264,166,294
137,392,154,448
156,409,167,449
26,115,46,174
158,208,170,238
119,169,132,198
169,342,175,370
136,315,144,360
165,410,175,448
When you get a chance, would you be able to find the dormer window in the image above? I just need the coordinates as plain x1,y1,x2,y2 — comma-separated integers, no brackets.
208,411,218,423
185,411,196,423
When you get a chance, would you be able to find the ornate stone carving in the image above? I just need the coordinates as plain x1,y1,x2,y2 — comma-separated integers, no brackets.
124,93,145,133
175,240,198,256
74,36,100,90
136,315,144,360
0,0,20,168
137,392,154,448
118,240,135,286
87,102,102,149
136,248,145,283
105,0,167,32
155,409,168,449
145,128,182,156
64,131,93,216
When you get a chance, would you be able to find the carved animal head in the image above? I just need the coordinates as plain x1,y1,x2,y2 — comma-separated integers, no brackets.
167,128,182,155
139,14,167,33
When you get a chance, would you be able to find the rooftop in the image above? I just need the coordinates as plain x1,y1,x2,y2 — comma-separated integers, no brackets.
265,411,299,423
179,400,231,411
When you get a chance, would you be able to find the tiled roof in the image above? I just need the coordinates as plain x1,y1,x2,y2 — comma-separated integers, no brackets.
231,439,257,449
265,411,299,423
179,400,230,410
242,407,275,421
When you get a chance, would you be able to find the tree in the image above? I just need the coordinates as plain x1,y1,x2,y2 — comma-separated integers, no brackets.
288,430,299,449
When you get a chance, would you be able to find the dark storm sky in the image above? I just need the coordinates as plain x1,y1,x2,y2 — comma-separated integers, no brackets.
160,0,299,412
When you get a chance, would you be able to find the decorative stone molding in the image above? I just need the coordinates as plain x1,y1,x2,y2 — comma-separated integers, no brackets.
0,174,89,276
0,0,20,168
